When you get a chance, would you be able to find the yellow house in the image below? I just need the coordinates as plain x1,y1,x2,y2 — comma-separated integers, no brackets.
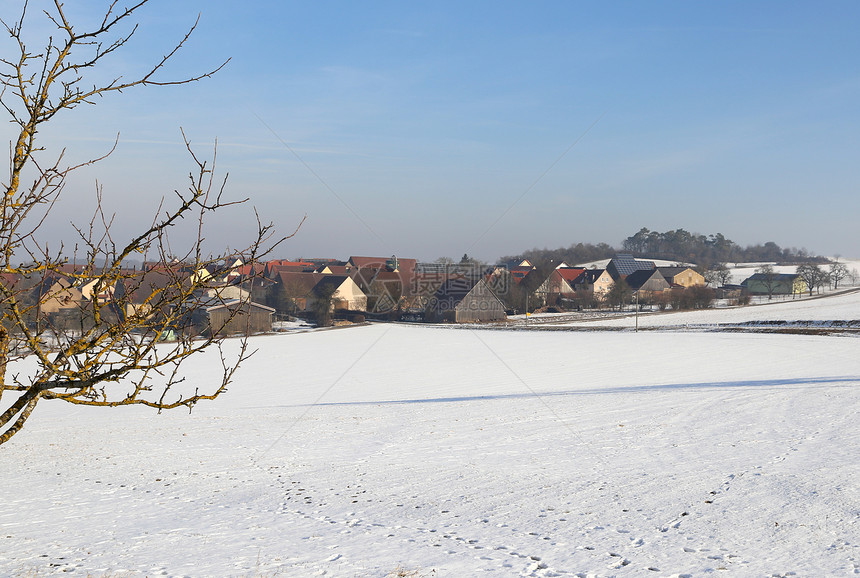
658,267,705,288
584,269,614,297
35,277,83,314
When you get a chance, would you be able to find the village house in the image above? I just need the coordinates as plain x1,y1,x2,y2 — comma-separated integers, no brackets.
275,271,367,313
201,282,251,303
534,267,586,304
112,270,192,321
624,268,671,297
741,273,806,297
313,275,368,312
401,272,450,316
355,269,406,314
581,269,614,298
658,266,705,288
236,272,277,305
506,259,537,283
78,276,116,304
425,277,506,323
32,275,83,315
346,256,421,314
606,254,656,280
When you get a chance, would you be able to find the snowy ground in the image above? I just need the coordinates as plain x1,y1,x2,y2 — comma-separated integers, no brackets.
554,288,860,332
723,259,860,287
2,293,860,577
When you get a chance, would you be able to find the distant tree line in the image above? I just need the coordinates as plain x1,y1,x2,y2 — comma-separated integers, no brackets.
620,228,826,267
500,228,826,269
499,242,616,269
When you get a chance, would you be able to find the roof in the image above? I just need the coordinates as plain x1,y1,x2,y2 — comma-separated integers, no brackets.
234,263,266,277
205,299,275,313
266,259,317,268
500,258,533,269
608,254,656,278
742,273,799,283
510,267,540,283
316,265,351,275
299,258,345,266
351,266,415,297
556,267,586,284
0,272,24,289
310,275,352,298
657,266,696,277
430,278,505,314
30,274,79,301
265,260,317,277
583,269,608,283
276,271,324,295
116,270,193,304
432,277,480,307
348,256,417,276
409,273,450,297
624,269,667,291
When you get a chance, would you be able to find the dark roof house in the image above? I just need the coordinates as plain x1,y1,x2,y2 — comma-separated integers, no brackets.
607,254,656,280
204,299,275,336
426,278,506,323
624,269,671,293
741,273,805,296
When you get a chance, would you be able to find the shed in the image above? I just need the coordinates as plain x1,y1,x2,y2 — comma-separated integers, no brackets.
205,299,275,335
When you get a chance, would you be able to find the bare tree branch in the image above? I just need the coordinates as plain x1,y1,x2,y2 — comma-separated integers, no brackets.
0,1,298,445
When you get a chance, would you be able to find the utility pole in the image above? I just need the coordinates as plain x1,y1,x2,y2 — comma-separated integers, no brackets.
635,291,639,332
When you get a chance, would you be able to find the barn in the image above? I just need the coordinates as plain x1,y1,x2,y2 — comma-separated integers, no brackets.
426,278,506,323
204,299,275,336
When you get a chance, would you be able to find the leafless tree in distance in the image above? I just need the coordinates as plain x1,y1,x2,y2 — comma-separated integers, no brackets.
828,261,848,290
796,263,827,297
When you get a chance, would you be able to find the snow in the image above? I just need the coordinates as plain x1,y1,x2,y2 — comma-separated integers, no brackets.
576,258,693,270
2,294,860,576
724,259,860,287
561,288,860,331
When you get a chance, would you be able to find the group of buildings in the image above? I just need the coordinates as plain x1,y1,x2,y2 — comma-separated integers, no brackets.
9,252,817,336
255,253,713,327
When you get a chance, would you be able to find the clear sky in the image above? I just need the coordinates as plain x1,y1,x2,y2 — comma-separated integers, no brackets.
4,1,860,262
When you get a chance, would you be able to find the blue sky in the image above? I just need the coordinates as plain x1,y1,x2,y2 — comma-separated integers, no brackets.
5,1,860,262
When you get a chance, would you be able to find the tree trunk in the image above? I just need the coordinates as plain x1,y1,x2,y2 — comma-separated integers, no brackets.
0,326,6,405
0,392,40,445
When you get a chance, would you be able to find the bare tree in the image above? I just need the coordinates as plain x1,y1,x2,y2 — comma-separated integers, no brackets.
796,263,827,297
704,262,732,287
0,2,297,445
828,261,848,290
754,264,779,300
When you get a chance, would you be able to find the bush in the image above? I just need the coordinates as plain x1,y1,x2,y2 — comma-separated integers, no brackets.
669,286,715,310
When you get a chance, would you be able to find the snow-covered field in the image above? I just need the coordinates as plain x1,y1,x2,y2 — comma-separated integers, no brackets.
723,259,860,287
2,292,860,577
563,288,860,331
